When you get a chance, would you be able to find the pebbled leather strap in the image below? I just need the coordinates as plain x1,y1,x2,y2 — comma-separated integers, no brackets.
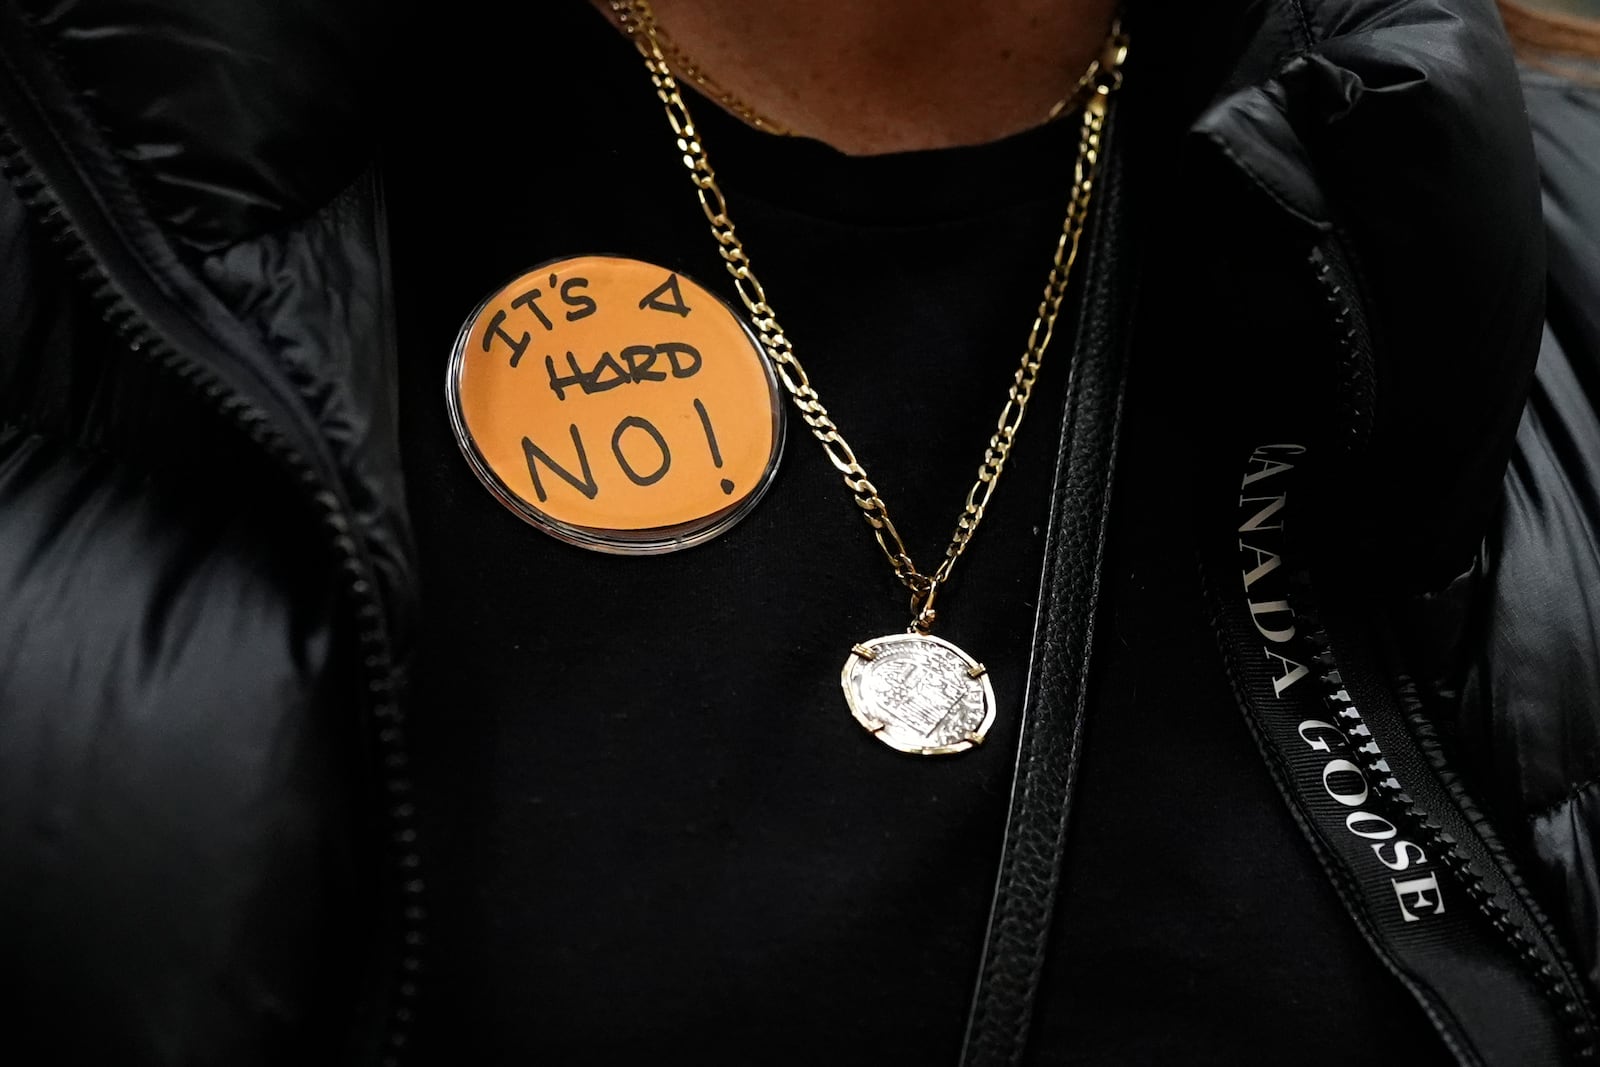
960,95,1138,1067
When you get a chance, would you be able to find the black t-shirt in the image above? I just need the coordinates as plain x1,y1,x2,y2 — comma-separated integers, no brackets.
390,4,1453,1063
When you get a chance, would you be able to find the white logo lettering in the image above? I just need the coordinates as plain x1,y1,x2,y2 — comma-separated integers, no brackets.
1236,442,1446,923
1298,719,1344,753
1345,811,1399,841
1373,839,1429,872
1322,758,1371,808
1392,873,1447,922
1266,649,1310,697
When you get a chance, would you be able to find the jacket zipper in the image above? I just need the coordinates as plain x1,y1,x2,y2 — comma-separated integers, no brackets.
0,75,423,1067
1324,612,1598,1059
1307,238,1597,1060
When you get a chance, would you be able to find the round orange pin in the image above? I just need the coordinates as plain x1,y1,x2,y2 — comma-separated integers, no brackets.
447,255,785,553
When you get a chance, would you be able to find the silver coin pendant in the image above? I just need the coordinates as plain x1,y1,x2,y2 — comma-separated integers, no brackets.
841,633,996,756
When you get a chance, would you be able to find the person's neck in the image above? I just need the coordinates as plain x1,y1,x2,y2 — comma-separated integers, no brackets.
594,0,1120,155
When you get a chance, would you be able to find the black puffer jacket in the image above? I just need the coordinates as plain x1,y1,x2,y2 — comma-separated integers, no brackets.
0,1,1596,1064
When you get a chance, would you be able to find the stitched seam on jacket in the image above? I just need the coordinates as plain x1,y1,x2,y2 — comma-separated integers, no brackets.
1526,773,1600,823
198,170,375,411
1285,0,1317,51
1199,126,1328,229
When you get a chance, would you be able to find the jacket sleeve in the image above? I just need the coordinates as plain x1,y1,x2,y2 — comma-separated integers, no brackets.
0,174,374,1066
1468,71,1600,1003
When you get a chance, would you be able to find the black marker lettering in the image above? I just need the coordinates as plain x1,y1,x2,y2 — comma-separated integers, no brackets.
511,289,554,331
545,353,587,401
611,416,672,486
639,272,692,317
587,351,630,393
483,309,531,368
620,344,666,383
694,397,736,495
660,342,702,378
561,277,598,321
693,397,724,468
546,345,704,397
523,426,598,502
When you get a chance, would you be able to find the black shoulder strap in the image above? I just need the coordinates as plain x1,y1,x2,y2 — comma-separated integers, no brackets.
960,93,1138,1067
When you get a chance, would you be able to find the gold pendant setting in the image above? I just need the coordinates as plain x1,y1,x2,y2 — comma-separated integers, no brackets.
842,633,996,756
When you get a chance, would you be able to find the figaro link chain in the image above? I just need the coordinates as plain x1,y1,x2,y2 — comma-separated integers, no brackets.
610,0,1128,630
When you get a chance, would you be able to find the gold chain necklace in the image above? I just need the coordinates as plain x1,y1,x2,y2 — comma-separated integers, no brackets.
629,14,793,134
612,0,1127,755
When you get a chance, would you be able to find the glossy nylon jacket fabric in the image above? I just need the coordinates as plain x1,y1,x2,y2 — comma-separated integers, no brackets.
0,0,1596,1063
